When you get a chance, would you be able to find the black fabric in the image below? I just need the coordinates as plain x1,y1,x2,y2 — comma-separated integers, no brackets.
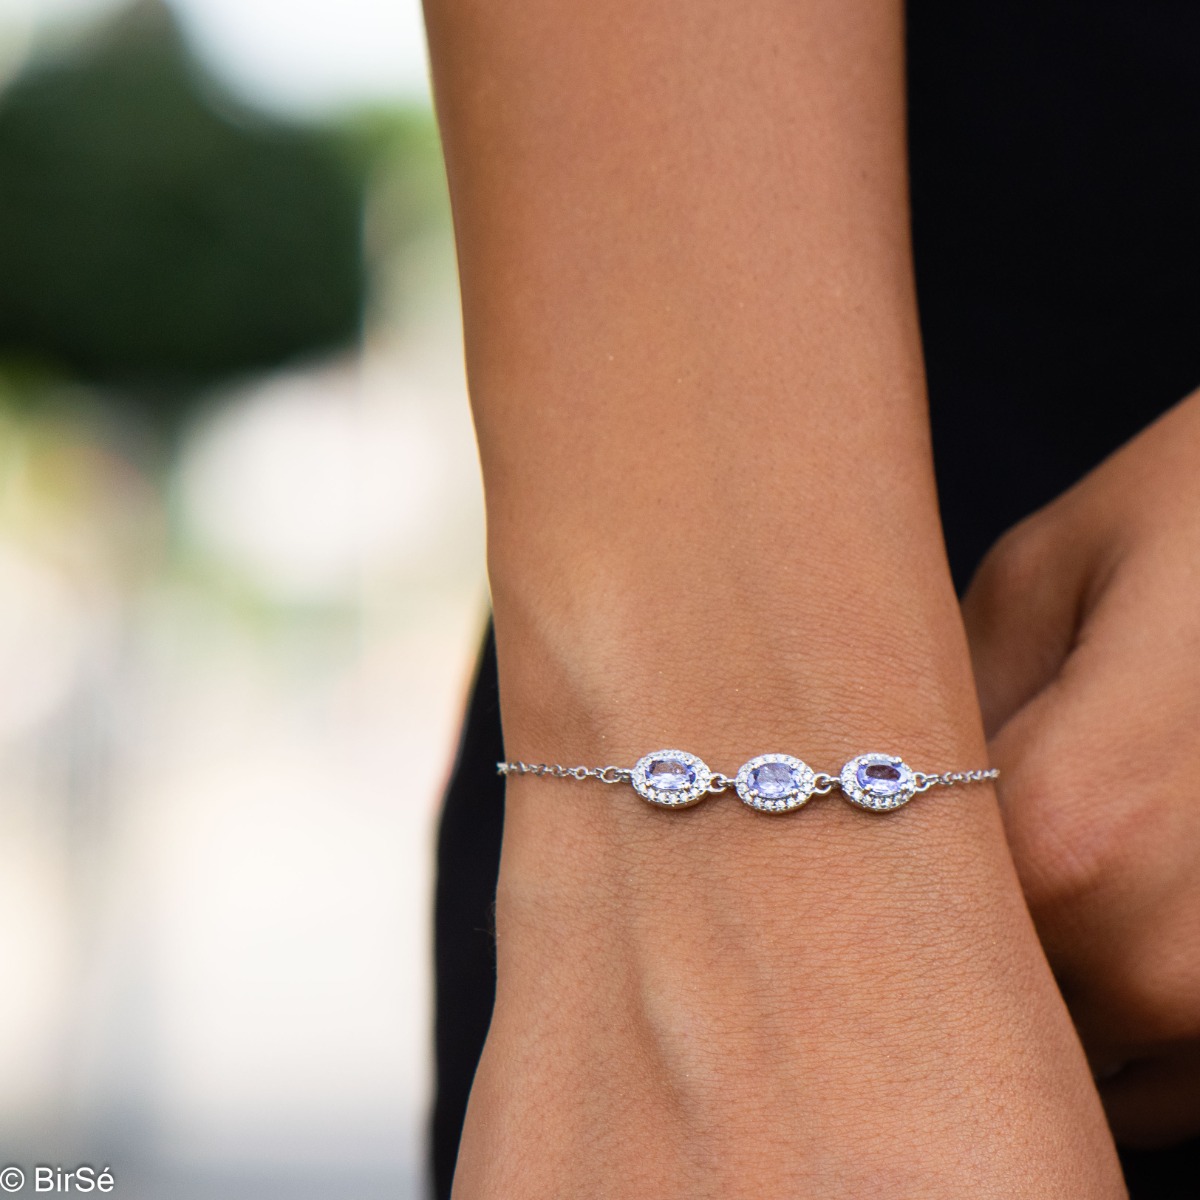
431,2,1200,1193
430,624,505,1200
908,0,1200,588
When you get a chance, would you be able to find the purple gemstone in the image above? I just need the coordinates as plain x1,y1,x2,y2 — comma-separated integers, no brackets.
857,760,904,794
648,757,696,791
750,762,800,798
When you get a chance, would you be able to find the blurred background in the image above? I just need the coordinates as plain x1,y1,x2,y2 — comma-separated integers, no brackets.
0,1,484,1196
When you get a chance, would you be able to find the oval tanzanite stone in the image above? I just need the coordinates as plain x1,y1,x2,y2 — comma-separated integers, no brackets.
648,757,696,791
750,761,800,798
857,760,903,794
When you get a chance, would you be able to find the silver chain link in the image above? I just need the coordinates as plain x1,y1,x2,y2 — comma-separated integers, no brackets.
497,760,632,785
913,768,999,792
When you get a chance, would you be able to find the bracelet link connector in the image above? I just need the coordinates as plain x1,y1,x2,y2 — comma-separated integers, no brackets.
497,749,998,815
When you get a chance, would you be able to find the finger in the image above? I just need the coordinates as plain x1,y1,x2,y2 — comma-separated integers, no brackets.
987,589,1200,1072
983,672,1113,940
1101,1048,1200,1148
961,515,1089,738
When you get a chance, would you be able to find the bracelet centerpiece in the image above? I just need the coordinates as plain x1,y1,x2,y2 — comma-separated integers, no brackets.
734,753,816,813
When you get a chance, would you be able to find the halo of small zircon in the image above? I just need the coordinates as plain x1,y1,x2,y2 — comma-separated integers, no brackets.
734,753,816,814
839,752,917,811
631,750,713,808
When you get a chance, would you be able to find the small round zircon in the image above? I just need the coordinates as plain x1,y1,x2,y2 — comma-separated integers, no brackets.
839,753,917,811
631,750,712,808
734,753,816,814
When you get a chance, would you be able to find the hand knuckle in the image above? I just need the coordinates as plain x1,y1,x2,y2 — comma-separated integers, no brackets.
967,517,1051,620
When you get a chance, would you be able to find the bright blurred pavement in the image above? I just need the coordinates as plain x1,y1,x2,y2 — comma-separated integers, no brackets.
0,3,485,1197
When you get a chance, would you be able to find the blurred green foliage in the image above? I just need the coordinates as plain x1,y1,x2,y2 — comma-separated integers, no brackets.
0,0,445,425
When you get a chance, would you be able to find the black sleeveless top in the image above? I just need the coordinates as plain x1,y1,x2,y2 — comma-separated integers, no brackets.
432,4,1200,1194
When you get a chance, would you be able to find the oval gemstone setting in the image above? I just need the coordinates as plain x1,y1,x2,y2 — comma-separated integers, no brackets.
735,753,816,814
840,753,917,811
648,757,696,791
632,750,712,807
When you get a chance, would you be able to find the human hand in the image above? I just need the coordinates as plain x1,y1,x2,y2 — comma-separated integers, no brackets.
964,390,1200,1148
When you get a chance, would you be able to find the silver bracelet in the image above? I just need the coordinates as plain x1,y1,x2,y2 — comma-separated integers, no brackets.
497,749,998,813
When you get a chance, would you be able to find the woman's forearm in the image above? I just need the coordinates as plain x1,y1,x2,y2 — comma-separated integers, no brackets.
430,0,978,751
424,0,1124,1193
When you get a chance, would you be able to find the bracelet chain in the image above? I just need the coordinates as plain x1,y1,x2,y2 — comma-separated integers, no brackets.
497,761,633,785
497,761,998,793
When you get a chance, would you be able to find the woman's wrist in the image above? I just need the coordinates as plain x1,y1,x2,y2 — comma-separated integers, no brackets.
475,511,1126,1195
489,486,1007,918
